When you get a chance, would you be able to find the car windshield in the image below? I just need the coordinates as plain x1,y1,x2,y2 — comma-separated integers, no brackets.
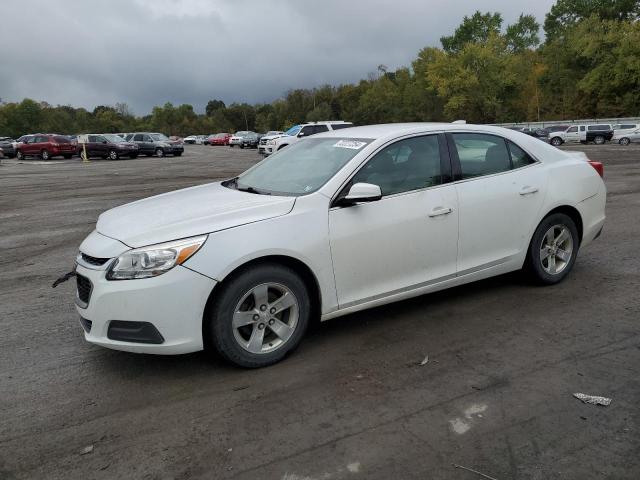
214,133,227,138
266,131,281,136
284,126,301,136
150,133,169,141
229,137,371,196
235,131,249,137
104,134,125,143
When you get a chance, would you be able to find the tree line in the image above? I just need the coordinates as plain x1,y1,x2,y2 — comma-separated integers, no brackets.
1,0,639,139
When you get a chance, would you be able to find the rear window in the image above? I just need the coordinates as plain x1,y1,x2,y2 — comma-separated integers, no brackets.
588,125,610,131
54,136,71,143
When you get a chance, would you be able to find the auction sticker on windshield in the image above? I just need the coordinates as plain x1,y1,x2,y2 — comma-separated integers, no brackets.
333,140,367,150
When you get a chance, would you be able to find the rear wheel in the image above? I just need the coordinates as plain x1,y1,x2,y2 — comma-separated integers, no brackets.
619,137,630,146
526,213,579,285
550,137,563,147
129,154,138,159
40,149,50,160
206,264,310,368
155,148,165,157
593,135,605,145
16,150,24,160
108,150,119,160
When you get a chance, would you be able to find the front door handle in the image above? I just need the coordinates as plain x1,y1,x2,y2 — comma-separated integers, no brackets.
519,186,539,196
428,206,453,217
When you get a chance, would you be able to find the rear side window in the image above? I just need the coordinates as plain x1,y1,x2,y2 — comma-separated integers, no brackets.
133,134,144,141
507,141,536,169
451,133,511,179
88,135,99,143
54,136,70,143
36,135,49,143
616,124,636,130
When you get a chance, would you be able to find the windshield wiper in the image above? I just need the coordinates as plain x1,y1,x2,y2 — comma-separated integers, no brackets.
237,185,271,195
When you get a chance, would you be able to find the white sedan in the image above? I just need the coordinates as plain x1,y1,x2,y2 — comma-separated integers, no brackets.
74,123,606,367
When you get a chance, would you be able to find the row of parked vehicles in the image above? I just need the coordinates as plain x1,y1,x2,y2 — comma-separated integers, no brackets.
508,122,640,146
0,132,184,160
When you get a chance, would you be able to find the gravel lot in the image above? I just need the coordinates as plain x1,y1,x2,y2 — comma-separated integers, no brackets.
1,143,639,480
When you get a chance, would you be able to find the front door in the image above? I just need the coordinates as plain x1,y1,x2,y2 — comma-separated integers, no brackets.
564,126,580,142
329,134,458,308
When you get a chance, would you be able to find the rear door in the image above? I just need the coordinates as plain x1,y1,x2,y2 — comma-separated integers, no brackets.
448,133,547,274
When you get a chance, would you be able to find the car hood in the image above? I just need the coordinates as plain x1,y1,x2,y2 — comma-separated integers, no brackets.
96,182,296,248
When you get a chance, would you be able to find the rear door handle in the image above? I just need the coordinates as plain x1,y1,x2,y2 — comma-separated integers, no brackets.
519,186,539,196
428,206,453,217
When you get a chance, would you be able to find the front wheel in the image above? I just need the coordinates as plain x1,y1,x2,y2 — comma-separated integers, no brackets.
206,264,311,368
593,135,605,145
41,149,50,160
550,137,563,147
619,137,630,146
155,148,165,157
525,213,579,285
16,150,24,160
108,150,119,160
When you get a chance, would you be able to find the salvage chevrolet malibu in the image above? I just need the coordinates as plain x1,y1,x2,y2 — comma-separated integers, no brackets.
74,123,606,367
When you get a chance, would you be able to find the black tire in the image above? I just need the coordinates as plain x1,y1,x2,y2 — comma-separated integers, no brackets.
525,213,579,285
593,135,605,145
40,149,50,160
206,264,311,368
550,137,563,147
240,144,245,149
129,154,138,159
145,153,153,157
619,137,630,146
16,150,24,160
229,144,234,148
108,150,119,160
155,148,165,157
278,144,288,151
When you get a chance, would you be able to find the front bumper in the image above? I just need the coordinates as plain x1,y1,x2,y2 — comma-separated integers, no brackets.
74,262,216,354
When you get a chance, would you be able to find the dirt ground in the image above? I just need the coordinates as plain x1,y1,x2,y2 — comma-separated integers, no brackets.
1,142,638,480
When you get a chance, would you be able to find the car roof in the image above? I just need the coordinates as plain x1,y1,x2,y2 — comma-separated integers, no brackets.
314,122,525,139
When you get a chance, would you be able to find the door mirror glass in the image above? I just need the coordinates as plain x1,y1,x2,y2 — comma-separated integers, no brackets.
297,132,305,137
339,183,382,206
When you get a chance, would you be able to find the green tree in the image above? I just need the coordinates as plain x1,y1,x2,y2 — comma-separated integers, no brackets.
205,99,226,116
505,14,540,52
440,11,503,53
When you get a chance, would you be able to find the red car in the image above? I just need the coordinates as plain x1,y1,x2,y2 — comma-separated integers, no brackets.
208,133,232,145
16,134,77,160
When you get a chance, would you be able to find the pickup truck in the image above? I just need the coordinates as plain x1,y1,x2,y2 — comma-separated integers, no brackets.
549,124,614,146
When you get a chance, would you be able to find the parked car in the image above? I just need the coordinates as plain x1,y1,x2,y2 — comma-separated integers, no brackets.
265,121,353,155
229,131,259,149
73,123,606,367
549,124,614,146
15,134,77,160
208,133,232,146
78,134,139,160
612,127,640,145
184,135,200,144
0,137,17,158
507,127,550,141
125,132,184,157
546,125,571,133
258,131,284,154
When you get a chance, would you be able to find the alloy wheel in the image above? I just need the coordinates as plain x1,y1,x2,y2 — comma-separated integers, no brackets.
620,138,630,146
109,150,118,160
232,282,299,354
540,225,574,275
41,150,49,160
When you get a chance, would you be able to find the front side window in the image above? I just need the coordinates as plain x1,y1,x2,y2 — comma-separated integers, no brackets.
150,133,169,141
231,137,371,196
350,135,442,196
314,125,329,134
133,134,143,141
299,125,315,136
451,133,510,179
567,126,578,133
103,134,124,143
88,135,99,143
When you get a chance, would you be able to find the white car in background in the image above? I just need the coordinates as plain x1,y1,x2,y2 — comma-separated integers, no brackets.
257,131,284,155
264,121,353,155
74,123,606,368
612,124,640,145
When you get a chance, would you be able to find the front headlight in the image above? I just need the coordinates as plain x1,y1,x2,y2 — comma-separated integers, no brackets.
106,235,207,280
267,139,276,145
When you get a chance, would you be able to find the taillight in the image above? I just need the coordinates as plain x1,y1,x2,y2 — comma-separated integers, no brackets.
588,161,604,178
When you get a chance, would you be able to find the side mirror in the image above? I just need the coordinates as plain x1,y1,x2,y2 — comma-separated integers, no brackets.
337,183,382,206
297,132,305,137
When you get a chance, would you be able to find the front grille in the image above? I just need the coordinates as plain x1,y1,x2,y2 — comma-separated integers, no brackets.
81,253,110,266
76,274,92,306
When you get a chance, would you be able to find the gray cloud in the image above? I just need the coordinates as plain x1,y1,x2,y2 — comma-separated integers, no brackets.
0,0,556,114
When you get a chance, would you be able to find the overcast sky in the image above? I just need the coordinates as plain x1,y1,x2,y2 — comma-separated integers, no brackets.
1,0,556,115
